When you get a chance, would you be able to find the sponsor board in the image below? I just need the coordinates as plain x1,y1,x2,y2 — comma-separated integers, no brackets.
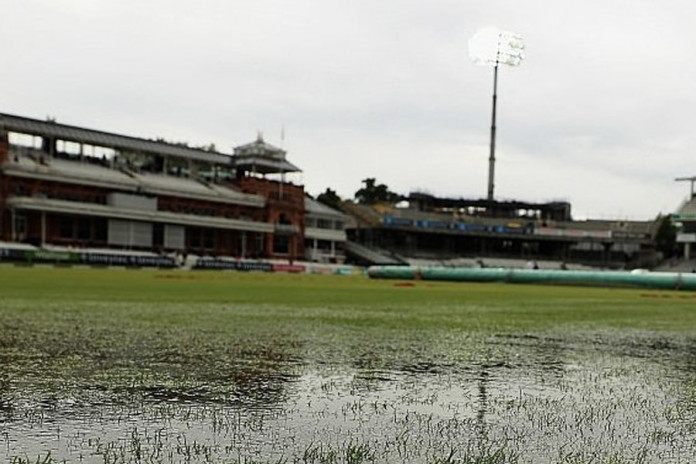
0,247,176,267
194,258,273,272
272,263,306,273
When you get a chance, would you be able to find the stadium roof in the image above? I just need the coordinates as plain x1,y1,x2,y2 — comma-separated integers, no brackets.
674,196,696,221
305,196,349,219
0,112,231,165
407,192,572,221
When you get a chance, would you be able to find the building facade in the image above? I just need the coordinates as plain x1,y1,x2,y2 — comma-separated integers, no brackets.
343,194,659,269
304,197,351,263
0,113,312,261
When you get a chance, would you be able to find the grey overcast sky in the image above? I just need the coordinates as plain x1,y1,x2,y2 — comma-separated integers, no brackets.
2,1,695,220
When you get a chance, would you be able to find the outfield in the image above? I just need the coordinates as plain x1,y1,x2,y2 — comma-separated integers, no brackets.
3,266,696,331
2,267,696,463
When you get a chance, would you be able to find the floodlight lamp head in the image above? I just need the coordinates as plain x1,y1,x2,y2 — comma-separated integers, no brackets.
469,27,525,67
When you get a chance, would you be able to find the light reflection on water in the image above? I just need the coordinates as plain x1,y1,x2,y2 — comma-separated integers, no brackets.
3,333,696,463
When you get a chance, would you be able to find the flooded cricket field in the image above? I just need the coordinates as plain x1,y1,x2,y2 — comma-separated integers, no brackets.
2,272,696,463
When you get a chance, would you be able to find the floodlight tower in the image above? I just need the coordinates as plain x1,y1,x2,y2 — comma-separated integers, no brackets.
469,27,525,201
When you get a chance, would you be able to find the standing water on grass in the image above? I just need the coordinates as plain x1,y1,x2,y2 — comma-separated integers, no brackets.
4,324,696,463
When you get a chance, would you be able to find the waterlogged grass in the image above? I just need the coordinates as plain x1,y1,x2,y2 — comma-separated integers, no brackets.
2,267,696,463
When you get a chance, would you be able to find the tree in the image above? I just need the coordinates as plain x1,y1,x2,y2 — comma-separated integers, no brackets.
354,178,400,205
316,188,342,209
654,214,677,259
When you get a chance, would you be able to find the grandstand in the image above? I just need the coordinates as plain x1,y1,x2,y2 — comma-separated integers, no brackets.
342,194,660,269
304,196,351,263
672,182,696,260
0,113,316,262
0,111,665,271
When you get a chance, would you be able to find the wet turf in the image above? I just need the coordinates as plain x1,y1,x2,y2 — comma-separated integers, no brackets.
2,267,696,463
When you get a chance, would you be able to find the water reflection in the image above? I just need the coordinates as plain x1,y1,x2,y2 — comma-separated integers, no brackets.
476,364,489,442
4,332,696,463
492,333,568,375
0,376,13,419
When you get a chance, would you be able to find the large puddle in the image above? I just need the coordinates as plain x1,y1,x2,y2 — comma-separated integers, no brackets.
3,331,696,463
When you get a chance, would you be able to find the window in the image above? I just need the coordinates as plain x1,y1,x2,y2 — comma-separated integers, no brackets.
203,229,215,249
188,228,201,247
186,227,216,251
94,219,107,242
59,217,73,239
8,132,42,149
77,217,91,240
14,213,27,241
56,140,81,155
153,223,164,248
273,235,290,255
82,144,116,162
256,233,265,255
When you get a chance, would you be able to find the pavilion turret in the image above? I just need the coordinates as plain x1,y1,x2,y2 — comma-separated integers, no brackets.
232,133,301,178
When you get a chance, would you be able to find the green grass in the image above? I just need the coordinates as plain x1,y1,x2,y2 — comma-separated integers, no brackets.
1,266,694,385
1,266,695,332
3,267,696,463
